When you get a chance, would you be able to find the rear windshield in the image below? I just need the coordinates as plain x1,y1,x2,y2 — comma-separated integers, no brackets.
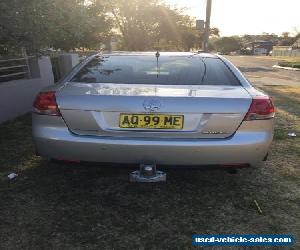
71,55,240,86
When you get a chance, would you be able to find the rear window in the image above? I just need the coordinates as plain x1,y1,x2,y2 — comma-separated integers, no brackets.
71,55,240,86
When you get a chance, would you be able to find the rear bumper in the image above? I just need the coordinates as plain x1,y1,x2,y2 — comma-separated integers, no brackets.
32,114,274,166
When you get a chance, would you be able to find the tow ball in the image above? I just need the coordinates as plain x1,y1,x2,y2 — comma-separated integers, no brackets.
130,163,166,182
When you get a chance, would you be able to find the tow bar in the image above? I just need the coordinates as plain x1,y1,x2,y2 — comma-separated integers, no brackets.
130,163,166,182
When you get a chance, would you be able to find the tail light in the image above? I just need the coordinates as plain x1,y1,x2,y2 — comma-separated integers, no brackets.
33,91,61,116
244,96,275,121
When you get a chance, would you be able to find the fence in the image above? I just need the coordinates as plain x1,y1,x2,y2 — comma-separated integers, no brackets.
0,56,54,123
272,46,300,57
0,57,34,82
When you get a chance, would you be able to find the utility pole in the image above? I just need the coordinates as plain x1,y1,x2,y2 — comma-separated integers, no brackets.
203,0,212,52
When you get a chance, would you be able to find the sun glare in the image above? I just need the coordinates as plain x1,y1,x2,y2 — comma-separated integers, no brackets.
167,0,300,36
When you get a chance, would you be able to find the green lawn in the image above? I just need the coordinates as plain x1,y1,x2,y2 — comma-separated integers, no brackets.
257,56,300,68
273,57,300,68
0,85,299,249
278,61,300,69
262,56,300,63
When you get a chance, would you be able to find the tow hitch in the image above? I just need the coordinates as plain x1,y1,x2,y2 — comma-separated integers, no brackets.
130,163,166,182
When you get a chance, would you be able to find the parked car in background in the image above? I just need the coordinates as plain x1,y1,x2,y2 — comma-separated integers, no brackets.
32,52,275,168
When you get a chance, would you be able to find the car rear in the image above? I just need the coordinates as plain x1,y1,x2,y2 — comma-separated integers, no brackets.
32,52,274,167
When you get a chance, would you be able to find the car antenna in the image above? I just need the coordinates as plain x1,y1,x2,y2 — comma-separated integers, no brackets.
155,51,160,78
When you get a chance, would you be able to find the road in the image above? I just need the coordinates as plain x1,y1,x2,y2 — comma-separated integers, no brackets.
225,55,300,87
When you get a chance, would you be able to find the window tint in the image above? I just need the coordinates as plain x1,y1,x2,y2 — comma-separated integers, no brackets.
71,55,240,86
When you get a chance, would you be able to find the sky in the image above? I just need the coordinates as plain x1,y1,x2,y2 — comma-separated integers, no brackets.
166,0,300,36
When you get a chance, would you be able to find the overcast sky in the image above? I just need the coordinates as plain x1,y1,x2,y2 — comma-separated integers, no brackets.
166,0,300,36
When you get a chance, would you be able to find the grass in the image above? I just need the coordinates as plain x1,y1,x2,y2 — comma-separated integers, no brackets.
258,56,300,62
278,61,300,69
269,56,300,68
254,56,300,68
0,87,300,249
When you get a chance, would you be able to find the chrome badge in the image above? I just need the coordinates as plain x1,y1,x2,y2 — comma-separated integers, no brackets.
143,99,162,112
202,131,227,134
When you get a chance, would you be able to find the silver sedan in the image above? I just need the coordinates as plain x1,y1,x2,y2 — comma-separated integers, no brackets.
32,52,275,167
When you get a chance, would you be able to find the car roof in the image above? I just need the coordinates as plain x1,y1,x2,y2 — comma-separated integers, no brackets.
95,51,218,58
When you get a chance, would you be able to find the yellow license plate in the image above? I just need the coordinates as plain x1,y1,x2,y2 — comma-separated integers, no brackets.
119,114,184,129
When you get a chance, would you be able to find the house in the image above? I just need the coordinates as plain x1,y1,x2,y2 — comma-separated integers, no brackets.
272,38,300,57
248,41,273,55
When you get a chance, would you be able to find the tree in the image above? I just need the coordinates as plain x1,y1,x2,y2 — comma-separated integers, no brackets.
0,0,112,55
47,0,111,51
210,27,220,37
107,0,200,51
155,5,200,51
107,0,156,50
282,32,289,38
0,0,52,55
0,0,218,54
214,36,241,54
